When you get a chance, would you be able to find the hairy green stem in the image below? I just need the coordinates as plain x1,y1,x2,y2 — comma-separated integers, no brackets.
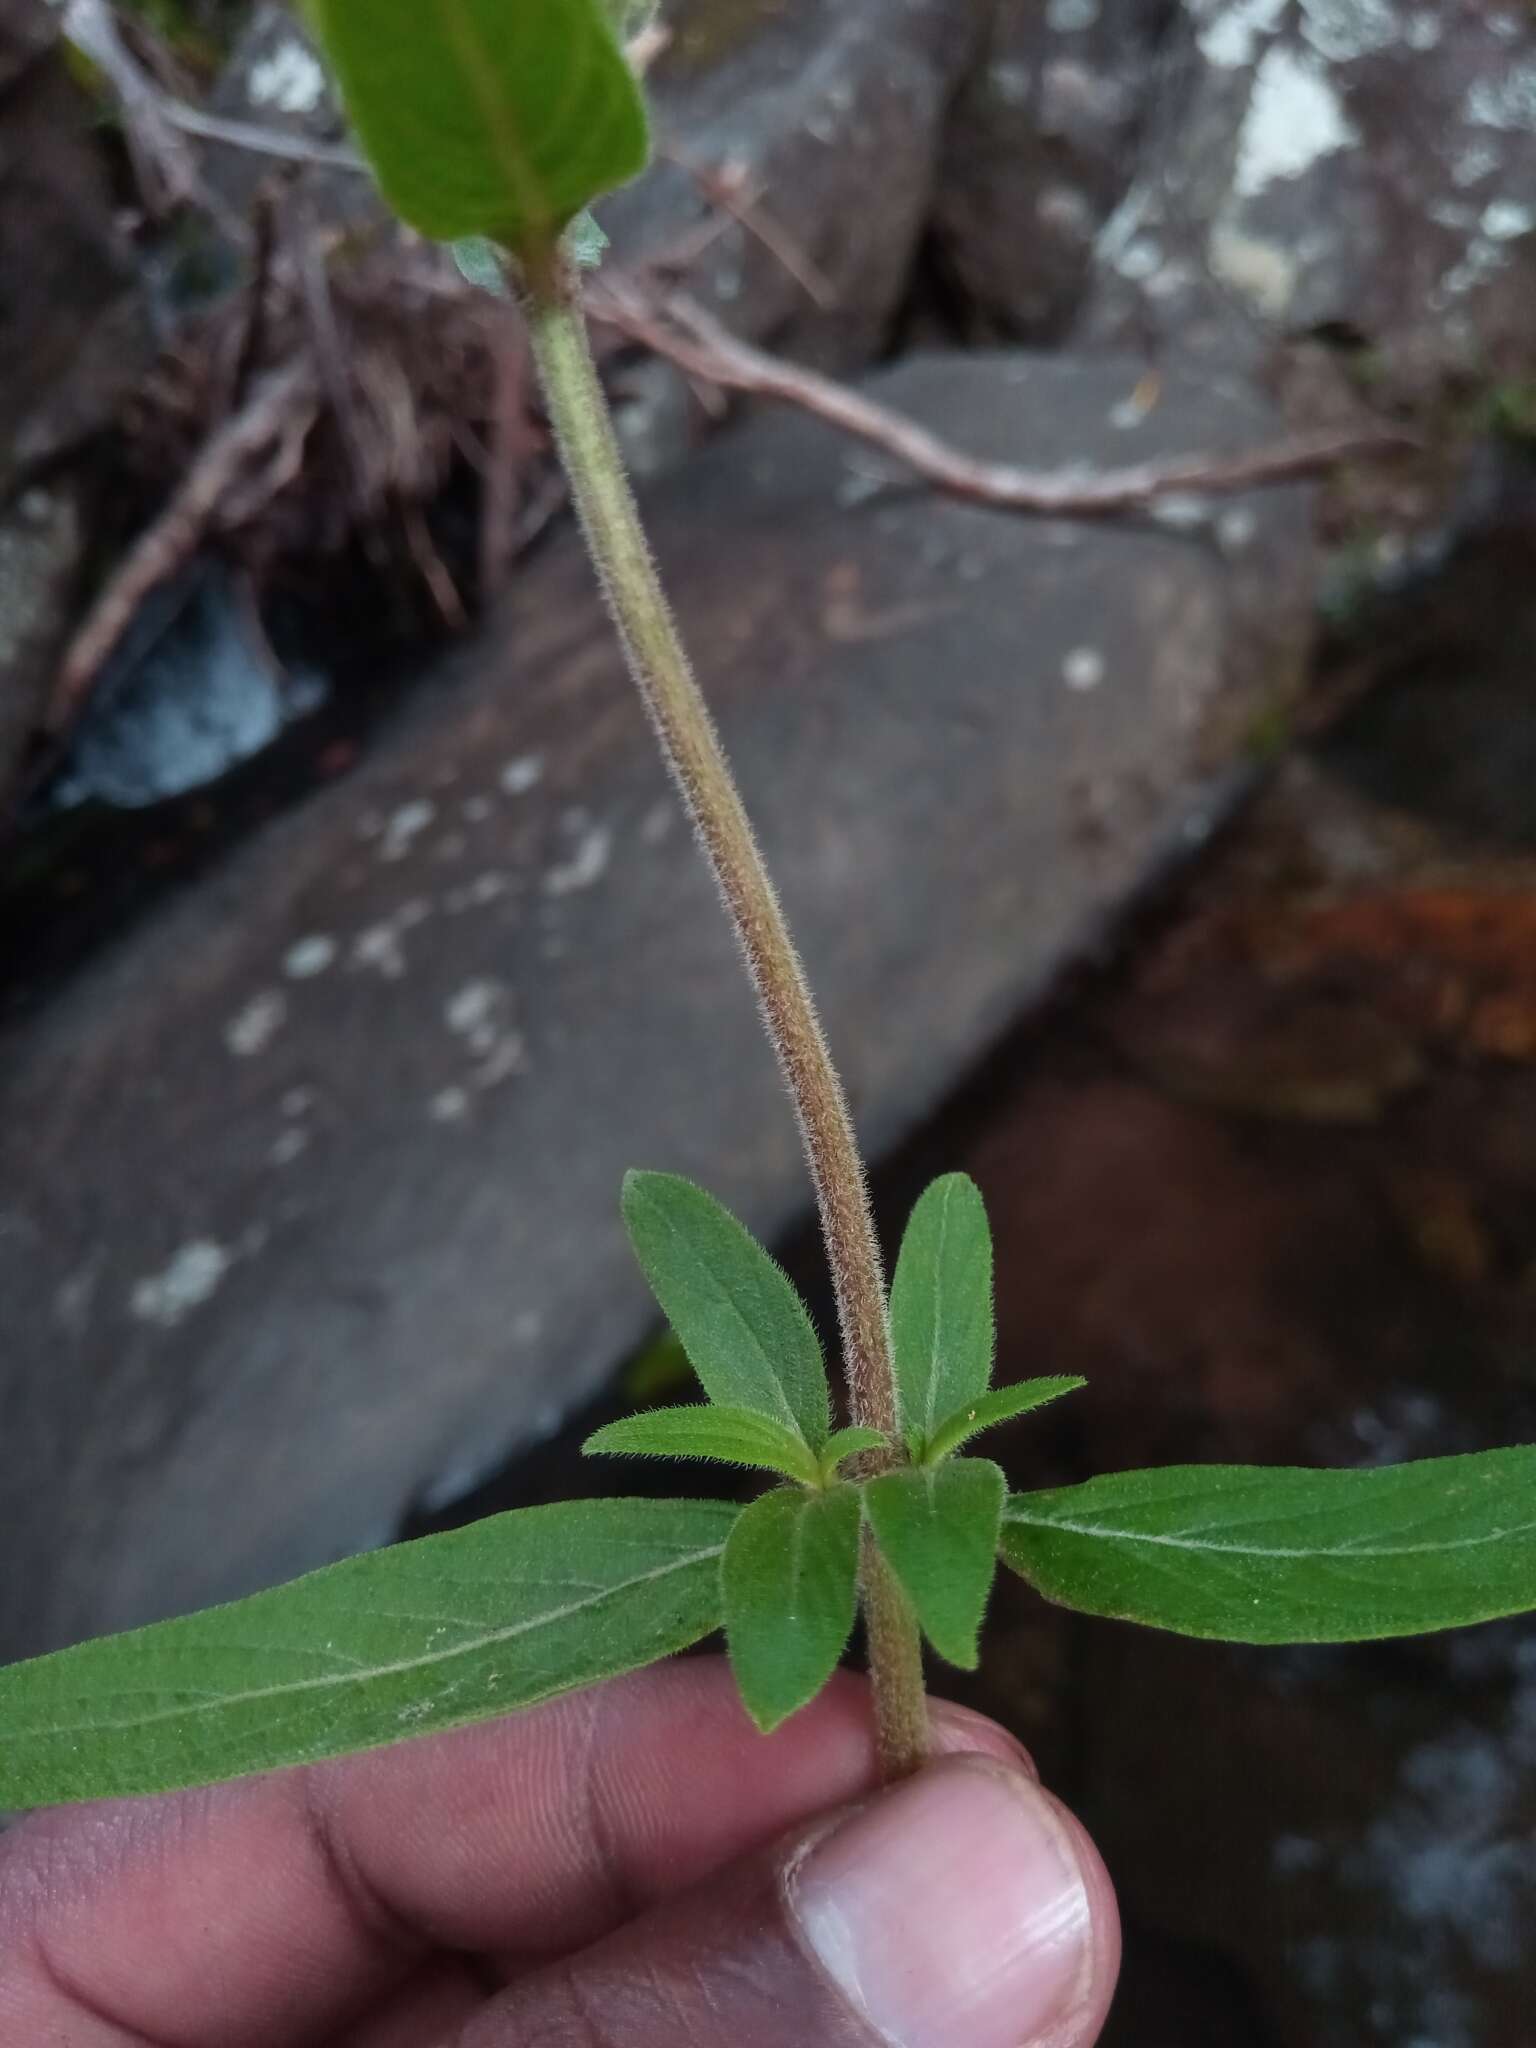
524,248,928,1776
861,1535,930,1778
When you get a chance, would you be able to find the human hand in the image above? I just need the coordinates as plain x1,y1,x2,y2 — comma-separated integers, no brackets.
0,1658,1119,2045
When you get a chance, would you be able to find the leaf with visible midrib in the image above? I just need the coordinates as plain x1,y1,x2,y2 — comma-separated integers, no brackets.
0,1497,737,1808
890,1174,994,1450
584,1404,819,1483
723,1485,861,1732
1001,1449,1536,1643
864,1460,1005,1668
623,1172,831,1449
308,0,649,254
925,1377,1085,1465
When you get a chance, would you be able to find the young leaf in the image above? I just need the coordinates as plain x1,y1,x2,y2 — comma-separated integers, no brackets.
453,234,512,298
307,0,648,255
0,1497,736,1808
603,0,660,36
819,1425,890,1480
1001,1449,1536,1644
623,1171,831,1448
584,1405,819,1484
889,1173,994,1451
924,1377,1086,1465
722,1485,861,1731
863,1460,1006,1669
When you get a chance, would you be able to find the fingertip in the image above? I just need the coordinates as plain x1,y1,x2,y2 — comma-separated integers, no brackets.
927,1696,1040,1781
789,1754,1120,2048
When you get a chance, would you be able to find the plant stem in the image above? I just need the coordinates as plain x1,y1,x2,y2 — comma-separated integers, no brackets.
861,1535,931,1777
524,248,928,1776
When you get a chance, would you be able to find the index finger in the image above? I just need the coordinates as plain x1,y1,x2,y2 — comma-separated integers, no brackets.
0,1657,1024,2048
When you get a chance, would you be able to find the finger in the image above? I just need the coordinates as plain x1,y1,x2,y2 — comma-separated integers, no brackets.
453,1754,1121,2048
0,1659,1021,2048
329,1964,484,2048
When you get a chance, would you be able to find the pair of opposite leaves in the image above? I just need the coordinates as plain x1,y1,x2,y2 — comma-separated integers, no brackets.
1,1171,1532,1809
586,1172,1080,1733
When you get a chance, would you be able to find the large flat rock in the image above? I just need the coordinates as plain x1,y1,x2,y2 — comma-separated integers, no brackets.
0,351,1314,1655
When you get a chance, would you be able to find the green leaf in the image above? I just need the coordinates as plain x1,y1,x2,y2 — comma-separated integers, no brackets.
863,1460,1005,1669
890,1173,994,1451
452,235,512,298
1001,1449,1536,1644
623,1171,831,1449
0,1498,736,1808
819,1425,890,1481
567,208,611,268
584,1405,819,1484
307,0,649,255
925,1377,1086,1465
723,1485,861,1731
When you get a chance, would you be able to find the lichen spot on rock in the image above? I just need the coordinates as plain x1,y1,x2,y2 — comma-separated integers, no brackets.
130,1241,232,1329
225,990,288,1057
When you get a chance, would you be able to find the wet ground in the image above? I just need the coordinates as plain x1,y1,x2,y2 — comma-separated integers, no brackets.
417,496,1536,2046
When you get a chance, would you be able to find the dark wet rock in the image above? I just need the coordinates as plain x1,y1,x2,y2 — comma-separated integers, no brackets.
600,0,986,371
0,348,1313,1656
0,0,54,91
1083,1620,1536,2048
931,0,1170,342
0,1,154,788
56,568,327,811
0,483,83,791
0,6,149,486
1085,0,1536,396
923,533,1536,2047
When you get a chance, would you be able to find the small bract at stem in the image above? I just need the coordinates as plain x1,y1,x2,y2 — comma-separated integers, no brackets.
522,240,929,1772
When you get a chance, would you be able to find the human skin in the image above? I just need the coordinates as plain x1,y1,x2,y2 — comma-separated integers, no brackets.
0,1658,1120,2046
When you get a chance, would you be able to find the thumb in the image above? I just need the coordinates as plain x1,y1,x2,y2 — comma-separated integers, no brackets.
458,1753,1120,2047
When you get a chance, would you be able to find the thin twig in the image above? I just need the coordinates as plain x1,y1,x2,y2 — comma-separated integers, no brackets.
402,501,467,632
290,199,368,491
159,99,367,174
61,0,201,210
223,184,280,417
658,147,836,309
46,361,318,735
62,0,366,176
591,280,1417,515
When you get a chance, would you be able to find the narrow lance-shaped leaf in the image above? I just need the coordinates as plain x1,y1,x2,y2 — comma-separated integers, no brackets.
0,1497,737,1809
863,1460,1005,1669
307,0,649,255
925,1377,1086,1465
1001,1448,1536,1644
584,1405,819,1485
890,1173,994,1451
723,1485,861,1732
623,1171,831,1448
